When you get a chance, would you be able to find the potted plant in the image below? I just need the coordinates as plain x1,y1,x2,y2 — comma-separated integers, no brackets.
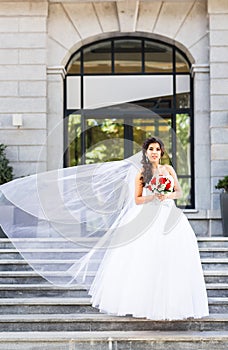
0,144,14,238
215,176,228,237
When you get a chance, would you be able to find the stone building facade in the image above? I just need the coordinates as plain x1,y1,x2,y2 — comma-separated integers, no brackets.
0,0,227,235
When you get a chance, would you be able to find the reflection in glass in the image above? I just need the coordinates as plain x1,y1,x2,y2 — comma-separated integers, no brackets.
114,39,142,73
83,41,112,74
68,114,82,166
176,93,190,109
133,116,172,165
176,177,191,208
176,114,191,175
176,51,189,73
85,118,124,163
145,41,173,73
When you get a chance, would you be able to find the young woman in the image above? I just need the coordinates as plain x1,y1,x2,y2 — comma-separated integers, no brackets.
89,137,209,320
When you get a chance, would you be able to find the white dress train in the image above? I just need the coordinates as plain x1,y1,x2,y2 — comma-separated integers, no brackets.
89,196,209,321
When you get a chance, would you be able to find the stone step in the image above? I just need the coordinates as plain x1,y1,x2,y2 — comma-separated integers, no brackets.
0,313,226,333
0,330,227,350
0,297,226,315
199,248,228,258
197,237,228,248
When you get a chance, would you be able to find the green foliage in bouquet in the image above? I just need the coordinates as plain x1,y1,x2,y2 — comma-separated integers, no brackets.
215,176,228,193
0,144,13,185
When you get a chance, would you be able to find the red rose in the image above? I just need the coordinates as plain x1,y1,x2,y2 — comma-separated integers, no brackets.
166,181,171,190
151,177,156,185
159,177,166,184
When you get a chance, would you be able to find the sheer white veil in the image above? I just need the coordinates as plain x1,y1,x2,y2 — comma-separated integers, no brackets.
0,105,185,288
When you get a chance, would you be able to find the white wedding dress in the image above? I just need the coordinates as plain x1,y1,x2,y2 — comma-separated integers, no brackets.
89,175,209,321
0,155,209,321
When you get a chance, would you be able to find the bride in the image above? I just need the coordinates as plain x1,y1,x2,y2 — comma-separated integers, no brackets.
88,137,209,320
0,136,209,321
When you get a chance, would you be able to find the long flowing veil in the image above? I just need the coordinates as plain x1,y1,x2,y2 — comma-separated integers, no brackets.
0,151,162,287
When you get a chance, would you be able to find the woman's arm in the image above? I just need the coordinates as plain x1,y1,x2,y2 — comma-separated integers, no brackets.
134,172,155,205
165,165,183,200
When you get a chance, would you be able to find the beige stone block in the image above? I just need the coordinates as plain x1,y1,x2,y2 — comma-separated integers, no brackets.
0,17,19,32
211,127,228,143
211,95,228,111
19,145,46,162
0,97,46,113
154,1,192,38
194,177,211,210
210,47,228,63
19,81,46,97
211,159,228,176
175,0,207,49
194,113,210,145
48,4,80,51
0,129,46,146
208,0,228,14
137,1,161,33
94,2,119,32
188,34,209,64
195,144,210,178
210,62,228,78
0,65,46,80
47,37,69,66
19,49,46,64
211,144,228,160
0,82,18,97
22,114,47,129
117,0,139,32
19,17,46,33
211,78,228,95
210,14,228,30
0,49,18,64
194,74,210,114
47,114,64,170
210,30,228,46
12,161,47,177
0,1,48,16
0,33,46,49
210,111,228,127
5,146,19,162
63,3,102,39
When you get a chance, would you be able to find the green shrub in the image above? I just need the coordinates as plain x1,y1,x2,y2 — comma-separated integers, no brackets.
0,144,13,185
215,176,228,193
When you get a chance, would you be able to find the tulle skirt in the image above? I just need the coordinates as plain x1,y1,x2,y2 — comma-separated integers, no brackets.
89,199,209,321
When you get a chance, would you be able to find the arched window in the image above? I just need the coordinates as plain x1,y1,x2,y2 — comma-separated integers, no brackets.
64,37,194,208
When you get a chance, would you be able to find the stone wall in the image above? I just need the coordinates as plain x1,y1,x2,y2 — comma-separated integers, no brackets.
0,0,227,235
0,1,48,177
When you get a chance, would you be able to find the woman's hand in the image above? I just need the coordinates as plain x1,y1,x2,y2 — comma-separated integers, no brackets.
155,193,169,201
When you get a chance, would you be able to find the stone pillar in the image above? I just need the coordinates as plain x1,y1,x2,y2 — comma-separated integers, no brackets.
208,0,228,235
189,64,211,236
47,66,66,170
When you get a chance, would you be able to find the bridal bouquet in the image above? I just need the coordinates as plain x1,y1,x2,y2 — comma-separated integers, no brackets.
146,175,174,194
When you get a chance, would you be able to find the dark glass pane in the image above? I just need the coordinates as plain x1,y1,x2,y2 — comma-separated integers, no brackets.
176,113,191,175
176,51,190,73
114,39,142,73
85,118,124,163
67,52,81,74
68,114,82,166
176,93,190,108
145,41,173,73
176,177,191,208
83,41,112,74
134,95,173,109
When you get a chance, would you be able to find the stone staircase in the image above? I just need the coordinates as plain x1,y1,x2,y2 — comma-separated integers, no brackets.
0,237,227,349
